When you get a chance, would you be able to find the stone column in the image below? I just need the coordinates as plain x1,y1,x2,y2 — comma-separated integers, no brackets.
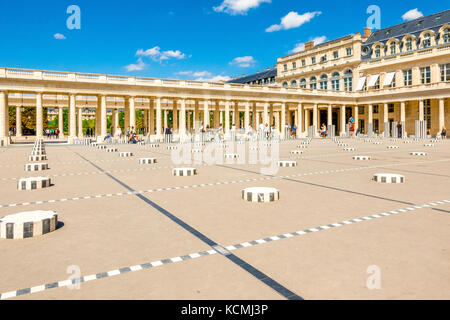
129,96,136,130
58,107,64,138
340,105,346,136
16,106,22,137
194,100,200,133
113,109,119,135
214,101,220,129
252,103,257,130
383,103,389,136
439,98,445,133
36,92,43,138
297,103,303,137
100,95,107,139
368,104,373,136
68,94,77,139
354,106,359,133
149,99,155,135
245,101,250,131
269,103,274,127
173,100,178,132
164,110,168,130
0,91,8,145
281,102,286,139
78,107,83,137
264,102,269,125
419,100,424,121
225,100,230,134
156,97,162,138
234,101,240,128
327,104,332,128
96,98,101,136
203,100,209,128
180,98,186,138
313,103,318,136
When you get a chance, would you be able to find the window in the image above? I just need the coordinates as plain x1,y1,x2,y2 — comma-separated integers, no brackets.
423,33,431,48
282,82,288,87
388,104,395,113
343,70,353,92
283,64,288,72
405,38,413,51
359,106,365,115
390,75,396,88
258,79,262,85
373,105,379,114
390,42,396,55
333,51,339,59
311,57,316,64
444,28,450,44
291,80,297,88
270,77,276,83
375,45,381,58
300,78,307,89
264,78,269,84
310,76,317,89
421,66,431,84
292,62,297,69
403,69,412,86
331,72,340,91
320,74,328,90
302,59,306,67
346,47,352,56
374,77,380,90
441,63,450,81
321,55,327,62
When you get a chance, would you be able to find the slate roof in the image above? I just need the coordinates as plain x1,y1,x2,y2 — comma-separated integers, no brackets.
227,68,277,84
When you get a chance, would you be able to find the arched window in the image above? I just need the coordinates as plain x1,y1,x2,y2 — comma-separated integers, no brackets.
375,45,381,58
405,38,412,51
331,72,340,91
310,77,317,89
423,33,431,48
299,78,306,89
343,70,353,92
320,74,328,90
390,42,396,55
444,28,450,44
282,82,288,87
291,80,297,88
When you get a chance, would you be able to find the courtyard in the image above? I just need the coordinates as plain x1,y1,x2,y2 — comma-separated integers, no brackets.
0,137,449,300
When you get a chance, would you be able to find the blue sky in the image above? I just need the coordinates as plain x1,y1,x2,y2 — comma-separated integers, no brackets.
0,0,447,81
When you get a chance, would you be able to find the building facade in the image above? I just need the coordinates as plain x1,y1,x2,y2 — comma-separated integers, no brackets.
0,9,449,146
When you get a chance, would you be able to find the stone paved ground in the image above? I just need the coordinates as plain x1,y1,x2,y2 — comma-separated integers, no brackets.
0,137,449,300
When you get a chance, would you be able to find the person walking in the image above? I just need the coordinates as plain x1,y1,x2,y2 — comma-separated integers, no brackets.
441,126,447,139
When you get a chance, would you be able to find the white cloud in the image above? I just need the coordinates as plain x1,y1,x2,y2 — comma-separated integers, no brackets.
214,0,271,15
175,71,213,77
136,47,187,62
289,36,327,54
195,75,231,82
402,9,424,21
175,70,230,82
125,58,147,72
266,11,321,32
229,56,257,68
54,33,66,40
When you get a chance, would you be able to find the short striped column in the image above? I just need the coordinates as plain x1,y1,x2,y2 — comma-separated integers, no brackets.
17,177,52,190
173,168,197,176
373,173,405,184
242,187,280,203
0,211,58,240
353,156,371,160
139,158,157,164
278,160,297,167
25,163,49,171
119,152,133,157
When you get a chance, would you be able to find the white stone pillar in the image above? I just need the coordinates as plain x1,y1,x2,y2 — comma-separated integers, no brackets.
129,96,136,130
78,108,83,137
156,97,162,138
327,104,332,128
419,100,424,121
269,104,274,127
58,107,64,138
173,100,178,132
354,106,359,133
439,98,445,133
194,100,200,133
264,102,269,125
245,101,250,131
384,103,389,134
164,110,168,129
36,92,43,138
281,102,286,139
150,99,155,135
340,105,346,136
69,94,77,139
124,98,130,132
252,103,257,130
234,102,240,128
180,98,186,137
100,95,107,138
0,91,8,144
225,100,230,134
16,106,22,137
368,104,373,135
400,102,406,123
114,109,119,135
204,100,209,128
313,103,318,136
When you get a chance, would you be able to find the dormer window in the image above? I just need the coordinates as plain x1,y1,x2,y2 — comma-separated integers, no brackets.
444,28,450,44
375,45,381,58
423,33,431,48
406,38,412,51
390,42,396,55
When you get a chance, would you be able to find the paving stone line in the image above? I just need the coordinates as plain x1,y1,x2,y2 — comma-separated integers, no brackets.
1,197,448,300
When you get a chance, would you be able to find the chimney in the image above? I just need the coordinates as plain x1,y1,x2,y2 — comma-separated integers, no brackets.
364,27,372,37
267,66,270,70
304,41,315,51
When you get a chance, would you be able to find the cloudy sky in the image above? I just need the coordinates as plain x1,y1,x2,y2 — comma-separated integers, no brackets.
0,0,447,81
